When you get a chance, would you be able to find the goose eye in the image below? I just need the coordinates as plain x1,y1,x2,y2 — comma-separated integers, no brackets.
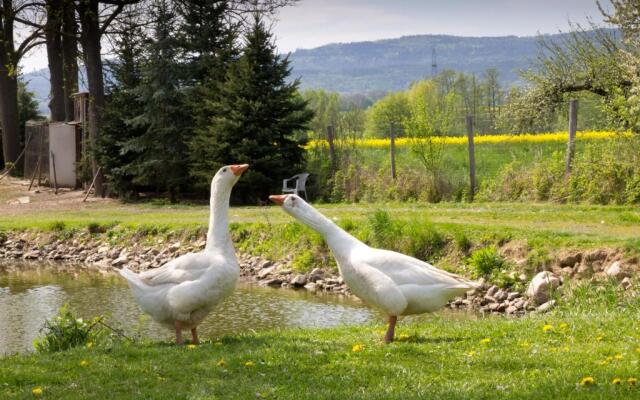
222,168,227,172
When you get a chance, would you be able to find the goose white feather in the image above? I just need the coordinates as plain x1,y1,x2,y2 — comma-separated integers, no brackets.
270,194,478,342
119,164,248,344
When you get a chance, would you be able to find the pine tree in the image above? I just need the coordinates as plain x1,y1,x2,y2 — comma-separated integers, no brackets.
97,12,147,198
124,0,191,202
189,13,313,203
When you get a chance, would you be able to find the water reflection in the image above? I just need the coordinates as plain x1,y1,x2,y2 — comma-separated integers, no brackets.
0,263,471,356
1,264,385,355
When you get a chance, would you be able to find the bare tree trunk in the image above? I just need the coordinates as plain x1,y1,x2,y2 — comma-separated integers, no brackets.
0,0,21,172
78,0,104,195
0,68,20,171
46,0,66,122
62,0,78,121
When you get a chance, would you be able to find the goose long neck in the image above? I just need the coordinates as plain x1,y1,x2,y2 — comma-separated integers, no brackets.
295,207,363,254
205,181,232,252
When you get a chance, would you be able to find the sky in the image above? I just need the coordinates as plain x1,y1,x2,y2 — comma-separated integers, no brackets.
20,0,612,73
273,0,612,51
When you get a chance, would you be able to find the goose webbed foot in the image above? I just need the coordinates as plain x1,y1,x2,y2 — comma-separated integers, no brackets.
384,315,397,344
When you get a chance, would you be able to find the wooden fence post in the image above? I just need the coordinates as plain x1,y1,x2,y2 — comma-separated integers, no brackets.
466,115,476,200
390,127,396,180
50,151,58,194
565,99,578,176
327,125,337,175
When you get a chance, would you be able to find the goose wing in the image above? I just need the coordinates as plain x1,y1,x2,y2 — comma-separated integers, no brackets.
356,248,477,289
138,252,212,286
347,260,408,316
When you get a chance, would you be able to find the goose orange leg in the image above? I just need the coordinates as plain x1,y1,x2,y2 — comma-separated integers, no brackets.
191,327,199,345
175,321,184,345
384,315,397,344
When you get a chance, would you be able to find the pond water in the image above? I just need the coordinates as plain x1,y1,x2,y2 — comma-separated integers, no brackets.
0,262,469,355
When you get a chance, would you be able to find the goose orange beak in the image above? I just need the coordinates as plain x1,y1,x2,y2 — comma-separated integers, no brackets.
269,195,287,205
230,164,249,176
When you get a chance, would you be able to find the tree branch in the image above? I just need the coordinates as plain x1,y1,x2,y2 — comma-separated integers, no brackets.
15,1,45,14
99,3,124,35
14,16,43,29
15,27,44,59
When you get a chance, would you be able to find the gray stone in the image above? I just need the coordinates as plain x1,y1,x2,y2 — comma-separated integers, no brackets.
111,255,129,267
264,278,283,287
304,282,318,292
257,266,276,279
526,271,560,305
486,285,498,297
290,274,307,287
494,289,508,301
620,277,633,290
536,300,556,313
505,305,518,314
605,261,629,281
506,291,521,301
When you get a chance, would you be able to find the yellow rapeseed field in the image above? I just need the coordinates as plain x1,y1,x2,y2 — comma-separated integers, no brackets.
306,131,631,149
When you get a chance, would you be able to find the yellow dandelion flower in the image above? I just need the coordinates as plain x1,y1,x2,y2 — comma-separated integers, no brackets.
467,350,477,357
32,387,43,396
559,323,569,330
596,335,604,342
186,344,197,350
86,342,94,349
352,344,365,352
636,347,640,353
216,358,225,367
615,354,624,360
599,360,609,366
580,376,595,386
542,324,554,333
628,377,637,386
79,360,89,367
398,333,410,341
612,378,622,385
480,338,491,345
245,361,255,367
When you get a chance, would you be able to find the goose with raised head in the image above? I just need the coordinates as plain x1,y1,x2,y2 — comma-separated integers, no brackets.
269,194,478,343
120,164,249,344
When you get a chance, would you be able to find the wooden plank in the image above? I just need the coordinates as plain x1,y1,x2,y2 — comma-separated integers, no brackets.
565,99,579,176
390,126,397,180
83,166,102,202
327,125,337,175
466,115,476,200
51,151,58,194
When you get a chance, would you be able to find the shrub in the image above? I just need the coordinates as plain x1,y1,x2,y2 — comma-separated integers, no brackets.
402,222,445,260
87,222,107,234
48,221,66,231
454,231,472,254
292,250,315,272
34,305,104,353
466,246,506,278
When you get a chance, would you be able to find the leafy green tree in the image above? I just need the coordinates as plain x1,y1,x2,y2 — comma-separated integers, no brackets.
364,92,410,138
302,89,339,139
96,12,147,198
189,13,312,203
125,0,191,202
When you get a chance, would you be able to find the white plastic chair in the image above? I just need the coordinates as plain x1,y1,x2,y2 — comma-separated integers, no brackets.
282,173,310,200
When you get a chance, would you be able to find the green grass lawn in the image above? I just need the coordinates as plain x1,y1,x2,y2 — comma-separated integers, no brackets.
2,306,639,399
2,200,638,250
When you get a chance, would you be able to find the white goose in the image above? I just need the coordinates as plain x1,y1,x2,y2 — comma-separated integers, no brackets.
269,194,478,343
120,164,249,344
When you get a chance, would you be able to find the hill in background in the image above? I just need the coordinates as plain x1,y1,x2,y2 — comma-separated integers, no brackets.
25,30,610,114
